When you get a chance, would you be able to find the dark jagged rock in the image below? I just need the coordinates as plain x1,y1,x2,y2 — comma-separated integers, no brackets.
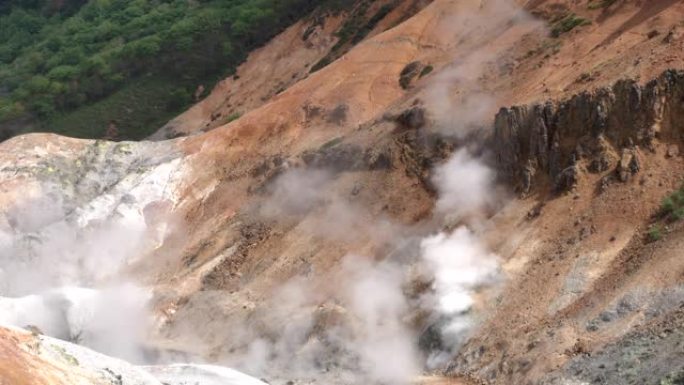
493,70,684,193
326,104,349,125
555,165,579,193
399,61,425,89
395,106,427,131
394,129,457,193
301,143,365,170
301,142,392,172
616,148,640,182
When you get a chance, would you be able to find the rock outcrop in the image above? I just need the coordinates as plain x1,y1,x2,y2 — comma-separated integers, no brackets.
493,70,684,194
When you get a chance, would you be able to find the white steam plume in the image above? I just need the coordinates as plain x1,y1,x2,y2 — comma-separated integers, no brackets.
0,169,177,363
432,148,496,221
421,229,499,316
220,154,501,381
341,256,420,384
259,168,333,219
419,227,500,368
224,255,420,385
413,0,543,367
261,167,407,245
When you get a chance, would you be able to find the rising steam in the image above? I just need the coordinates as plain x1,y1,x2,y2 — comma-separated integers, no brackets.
433,149,496,220
0,155,178,363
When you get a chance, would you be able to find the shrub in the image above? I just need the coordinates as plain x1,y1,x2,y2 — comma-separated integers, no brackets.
310,56,332,73
122,36,161,58
659,183,684,221
647,225,662,242
0,99,25,122
321,136,343,149
399,61,423,89
661,196,676,216
588,0,618,10
225,112,241,123
672,207,684,221
551,14,591,37
419,65,434,78
166,88,191,111
47,65,80,81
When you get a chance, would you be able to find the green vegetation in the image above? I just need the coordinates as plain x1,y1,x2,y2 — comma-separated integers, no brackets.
647,225,662,242
225,111,242,124
550,13,591,38
46,75,187,139
646,183,684,243
588,0,618,10
659,183,684,222
321,136,343,150
524,39,562,59
311,0,398,73
419,65,434,78
399,61,421,90
0,0,348,139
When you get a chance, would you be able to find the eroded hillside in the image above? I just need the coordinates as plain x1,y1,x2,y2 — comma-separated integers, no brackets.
0,0,683,384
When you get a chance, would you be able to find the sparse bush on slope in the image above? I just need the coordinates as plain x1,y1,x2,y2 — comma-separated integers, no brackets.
646,183,684,243
311,0,399,73
658,183,684,222
550,13,591,37
588,0,618,10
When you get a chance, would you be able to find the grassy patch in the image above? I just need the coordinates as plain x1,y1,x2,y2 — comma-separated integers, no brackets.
399,61,422,89
321,136,343,149
658,183,684,221
647,225,663,243
225,112,242,124
310,56,333,73
551,14,591,37
419,65,434,78
588,0,618,10
524,39,562,59
645,183,684,243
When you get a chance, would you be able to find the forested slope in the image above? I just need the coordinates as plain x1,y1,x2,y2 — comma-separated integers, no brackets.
0,0,353,140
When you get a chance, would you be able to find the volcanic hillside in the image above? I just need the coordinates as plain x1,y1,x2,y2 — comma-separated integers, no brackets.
0,0,683,384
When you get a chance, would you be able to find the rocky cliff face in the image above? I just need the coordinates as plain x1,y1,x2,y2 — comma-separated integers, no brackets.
493,69,684,194
445,70,684,385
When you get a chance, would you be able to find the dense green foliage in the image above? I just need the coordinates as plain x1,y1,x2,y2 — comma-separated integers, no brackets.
0,0,346,139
